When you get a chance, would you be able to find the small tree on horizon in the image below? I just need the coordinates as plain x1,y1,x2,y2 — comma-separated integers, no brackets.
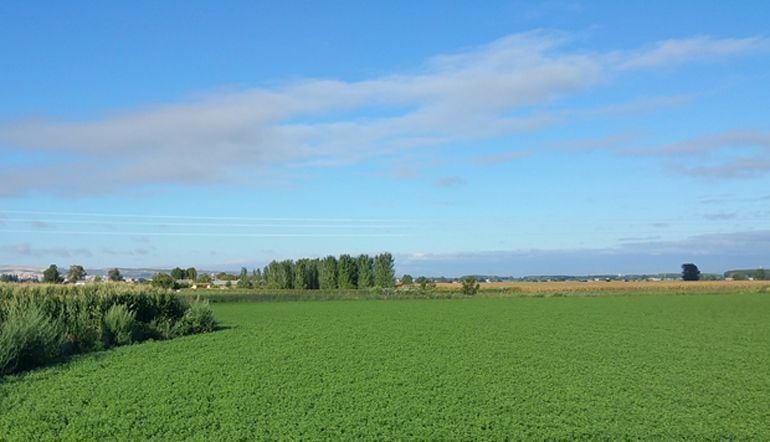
67,265,86,283
151,273,176,289
461,276,480,296
108,268,123,282
681,263,701,281
42,264,63,283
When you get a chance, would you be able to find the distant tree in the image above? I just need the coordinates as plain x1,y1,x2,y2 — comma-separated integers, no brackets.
196,273,212,283
356,254,373,289
0,273,19,283
251,268,264,288
42,264,63,284
265,260,293,289
214,272,237,281
337,254,358,289
401,274,413,286
67,265,86,282
93,275,103,283
237,267,251,288
461,276,480,296
108,268,123,282
170,267,185,280
681,263,701,281
151,273,176,289
319,256,338,290
731,272,747,281
185,267,197,281
373,253,395,288
294,259,318,290
753,268,767,281
415,276,435,290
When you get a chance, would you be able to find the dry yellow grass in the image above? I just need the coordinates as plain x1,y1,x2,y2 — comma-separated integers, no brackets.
434,279,769,293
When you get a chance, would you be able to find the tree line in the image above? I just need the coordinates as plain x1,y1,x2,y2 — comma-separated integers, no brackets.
236,253,395,290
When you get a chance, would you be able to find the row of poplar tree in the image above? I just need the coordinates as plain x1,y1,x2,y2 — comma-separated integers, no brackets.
239,253,395,290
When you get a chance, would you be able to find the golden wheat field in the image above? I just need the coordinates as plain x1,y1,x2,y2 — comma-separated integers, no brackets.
435,279,769,292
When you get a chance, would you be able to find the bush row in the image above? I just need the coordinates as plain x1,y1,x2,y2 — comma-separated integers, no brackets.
0,283,216,375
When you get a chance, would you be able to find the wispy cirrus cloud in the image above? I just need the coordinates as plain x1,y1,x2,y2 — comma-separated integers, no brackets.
637,129,770,179
617,35,768,70
0,32,766,196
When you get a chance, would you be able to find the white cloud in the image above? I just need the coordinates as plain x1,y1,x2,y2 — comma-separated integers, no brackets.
0,32,766,195
617,36,768,70
650,129,770,179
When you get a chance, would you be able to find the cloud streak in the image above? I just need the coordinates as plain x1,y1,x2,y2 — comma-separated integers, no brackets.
617,36,768,70
629,129,770,179
398,230,770,276
0,243,93,258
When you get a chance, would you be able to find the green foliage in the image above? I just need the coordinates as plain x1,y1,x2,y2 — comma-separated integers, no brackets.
102,304,137,347
461,276,480,295
151,273,176,289
401,274,413,285
753,268,766,280
373,253,395,287
681,263,701,281
319,256,338,289
186,267,198,281
196,273,212,283
66,307,104,353
265,260,294,289
0,304,62,375
174,300,216,336
0,284,216,375
1,274,19,283
170,267,185,280
293,259,318,290
356,254,373,288
42,264,63,283
67,265,87,282
337,254,358,289
237,267,251,288
416,276,436,290
1,293,769,439
107,268,123,282
731,272,748,280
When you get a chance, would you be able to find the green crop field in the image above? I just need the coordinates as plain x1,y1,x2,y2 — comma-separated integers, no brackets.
1,291,769,439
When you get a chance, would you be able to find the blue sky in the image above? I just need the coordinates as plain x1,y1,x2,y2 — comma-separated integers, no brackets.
1,1,769,276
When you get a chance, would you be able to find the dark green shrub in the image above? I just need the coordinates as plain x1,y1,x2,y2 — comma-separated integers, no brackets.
0,305,62,375
461,276,480,296
174,300,216,336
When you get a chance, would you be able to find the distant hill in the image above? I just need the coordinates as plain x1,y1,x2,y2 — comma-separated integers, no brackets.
723,268,768,279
